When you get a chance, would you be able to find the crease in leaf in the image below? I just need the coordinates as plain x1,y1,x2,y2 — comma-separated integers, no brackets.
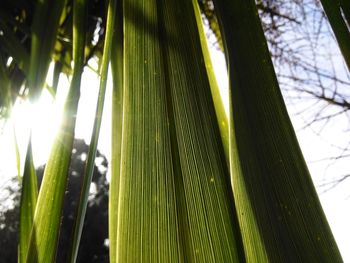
115,0,244,261
109,0,124,261
191,0,229,163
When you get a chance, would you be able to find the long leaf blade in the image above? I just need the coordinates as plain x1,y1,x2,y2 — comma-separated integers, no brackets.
27,0,65,99
68,0,116,261
115,0,244,261
18,138,38,263
213,0,343,261
192,0,229,163
26,0,85,260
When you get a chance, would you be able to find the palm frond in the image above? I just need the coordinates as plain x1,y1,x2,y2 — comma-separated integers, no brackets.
212,0,343,261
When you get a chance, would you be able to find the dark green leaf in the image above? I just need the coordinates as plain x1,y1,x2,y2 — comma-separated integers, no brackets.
319,0,350,71
213,0,343,261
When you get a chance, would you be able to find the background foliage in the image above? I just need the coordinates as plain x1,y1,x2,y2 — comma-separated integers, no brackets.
0,140,109,262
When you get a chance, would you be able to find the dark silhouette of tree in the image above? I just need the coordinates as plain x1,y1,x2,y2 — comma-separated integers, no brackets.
0,139,109,262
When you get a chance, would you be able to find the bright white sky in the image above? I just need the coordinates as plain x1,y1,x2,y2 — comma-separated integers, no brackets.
0,32,349,262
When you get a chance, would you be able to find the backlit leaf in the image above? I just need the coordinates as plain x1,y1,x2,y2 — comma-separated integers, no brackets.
18,138,38,263
26,0,85,260
113,0,244,261
213,0,343,261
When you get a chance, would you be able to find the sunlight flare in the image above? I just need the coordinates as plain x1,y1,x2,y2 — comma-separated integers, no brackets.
11,90,65,166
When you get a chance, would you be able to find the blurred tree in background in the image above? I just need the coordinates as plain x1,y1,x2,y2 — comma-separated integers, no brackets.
0,139,109,262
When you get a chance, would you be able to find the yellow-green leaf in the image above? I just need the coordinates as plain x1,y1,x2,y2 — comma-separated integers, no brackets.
68,0,115,261
18,138,38,263
109,0,123,262
192,0,229,163
26,0,85,260
113,0,244,261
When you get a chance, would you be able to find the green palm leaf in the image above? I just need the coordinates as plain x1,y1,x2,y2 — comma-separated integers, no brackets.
27,0,65,99
25,0,86,260
112,0,244,261
212,0,343,261
18,138,38,263
192,0,229,162
68,0,115,261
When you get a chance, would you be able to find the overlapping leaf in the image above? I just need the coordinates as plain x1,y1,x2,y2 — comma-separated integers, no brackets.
27,0,65,99
192,0,229,163
68,0,115,261
25,0,86,261
112,0,244,261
